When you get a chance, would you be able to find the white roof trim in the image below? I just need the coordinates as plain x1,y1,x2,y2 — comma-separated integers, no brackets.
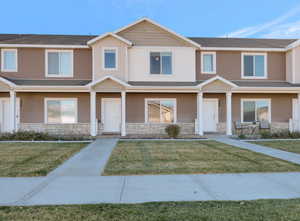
87,75,131,88
114,17,201,49
0,76,16,88
0,44,89,49
286,39,300,50
87,32,133,46
198,75,238,88
201,47,286,52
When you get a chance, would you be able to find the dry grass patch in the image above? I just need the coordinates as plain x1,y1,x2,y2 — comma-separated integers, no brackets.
251,140,300,154
103,140,300,175
0,142,87,177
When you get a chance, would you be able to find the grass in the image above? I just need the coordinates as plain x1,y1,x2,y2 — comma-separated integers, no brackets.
1,199,300,221
0,142,88,177
103,140,300,175
251,140,300,154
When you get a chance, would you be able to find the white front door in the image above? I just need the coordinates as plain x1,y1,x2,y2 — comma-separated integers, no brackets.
0,98,20,132
203,99,218,132
102,98,121,133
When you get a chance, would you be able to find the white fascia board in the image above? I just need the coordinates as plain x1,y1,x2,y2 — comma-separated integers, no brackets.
200,47,286,52
0,44,89,49
87,32,132,46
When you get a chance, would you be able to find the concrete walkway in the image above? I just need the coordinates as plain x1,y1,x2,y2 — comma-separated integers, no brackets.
1,138,300,206
48,139,118,177
215,137,300,165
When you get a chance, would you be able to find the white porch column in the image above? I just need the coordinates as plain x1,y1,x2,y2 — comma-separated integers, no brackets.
197,92,204,136
121,91,126,136
90,91,97,136
9,90,16,132
226,92,232,136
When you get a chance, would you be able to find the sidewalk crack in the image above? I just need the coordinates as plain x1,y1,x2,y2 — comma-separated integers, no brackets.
119,176,126,203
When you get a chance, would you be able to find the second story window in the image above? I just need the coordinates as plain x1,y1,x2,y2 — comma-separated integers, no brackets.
242,53,267,78
150,52,172,75
46,50,73,77
1,49,17,72
103,48,117,70
201,52,216,74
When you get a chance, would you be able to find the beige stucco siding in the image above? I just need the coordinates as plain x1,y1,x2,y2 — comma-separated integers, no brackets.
0,48,92,80
196,51,286,81
117,20,192,47
128,47,196,82
92,36,128,81
17,92,90,123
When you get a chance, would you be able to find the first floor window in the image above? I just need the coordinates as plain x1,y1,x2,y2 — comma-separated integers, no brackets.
46,99,77,124
202,52,216,73
146,99,176,123
47,50,73,76
1,49,17,72
242,99,270,123
243,54,266,78
104,48,117,69
150,52,172,75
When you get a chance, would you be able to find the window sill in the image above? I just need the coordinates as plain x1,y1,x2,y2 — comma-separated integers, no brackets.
202,72,216,75
1,69,17,72
46,75,74,78
241,76,267,80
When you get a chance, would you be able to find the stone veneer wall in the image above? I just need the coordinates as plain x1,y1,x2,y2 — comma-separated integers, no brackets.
126,123,195,135
20,123,90,135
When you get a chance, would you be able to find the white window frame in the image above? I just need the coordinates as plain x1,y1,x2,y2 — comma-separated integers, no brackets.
102,47,118,71
144,98,177,123
241,98,271,123
44,98,78,124
149,51,174,75
241,52,267,79
45,49,74,78
201,51,216,74
1,49,18,72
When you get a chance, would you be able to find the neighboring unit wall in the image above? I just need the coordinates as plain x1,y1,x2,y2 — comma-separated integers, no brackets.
92,36,128,82
291,45,300,83
128,46,196,82
0,48,92,80
196,51,286,81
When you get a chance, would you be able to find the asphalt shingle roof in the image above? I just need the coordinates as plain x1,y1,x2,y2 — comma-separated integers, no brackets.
0,34,297,48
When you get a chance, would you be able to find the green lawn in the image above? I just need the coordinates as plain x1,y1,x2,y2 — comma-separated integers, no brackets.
103,140,300,175
1,199,300,221
0,142,88,177
251,140,300,154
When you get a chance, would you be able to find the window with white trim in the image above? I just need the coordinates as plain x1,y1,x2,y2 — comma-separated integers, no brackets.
146,99,176,123
103,48,117,70
1,49,17,72
45,98,77,124
201,52,216,74
150,52,172,75
242,99,270,123
46,50,73,77
242,53,266,78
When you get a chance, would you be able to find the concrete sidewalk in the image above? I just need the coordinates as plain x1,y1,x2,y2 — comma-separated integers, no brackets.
1,172,300,206
215,137,300,165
